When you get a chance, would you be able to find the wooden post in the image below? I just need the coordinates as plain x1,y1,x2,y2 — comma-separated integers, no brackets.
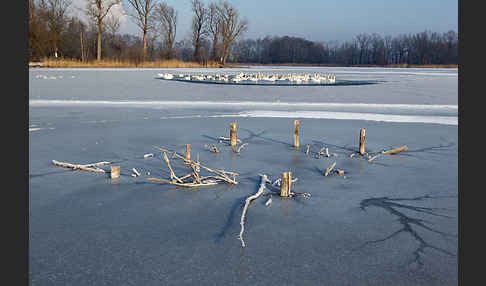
359,128,366,155
280,172,292,197
185,144,191,160
230,122,238,147
293,120,300,149
111,166,120,179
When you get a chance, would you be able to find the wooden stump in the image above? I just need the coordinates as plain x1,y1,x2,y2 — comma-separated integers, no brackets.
359,128,366,155
185,144,191,160
280,172,292,197
230,122,238,147
111,166,120,179
294,120,300,149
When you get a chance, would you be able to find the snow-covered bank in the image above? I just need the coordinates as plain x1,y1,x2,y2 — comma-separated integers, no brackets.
30,100,457,125
183,110,457,126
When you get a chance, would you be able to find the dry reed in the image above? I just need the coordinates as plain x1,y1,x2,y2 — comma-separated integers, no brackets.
39,57,222,68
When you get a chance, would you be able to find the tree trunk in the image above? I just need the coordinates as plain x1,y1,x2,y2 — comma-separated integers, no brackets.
97,19,102,62
194,41,200,63
143,29,147,62
211,34,218,61
80,28,85,62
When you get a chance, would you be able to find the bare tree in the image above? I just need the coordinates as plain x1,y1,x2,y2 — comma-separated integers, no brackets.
216,1,248,65
383,35,392,65
78,20,88,62
85,0,121,61
126,0,158,61
40,0,73,57
152,2,177,59
356,33,370,65
191,0,208,63
207,2,222,61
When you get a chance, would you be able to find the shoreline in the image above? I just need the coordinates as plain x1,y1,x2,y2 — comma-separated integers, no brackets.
29,60,457,69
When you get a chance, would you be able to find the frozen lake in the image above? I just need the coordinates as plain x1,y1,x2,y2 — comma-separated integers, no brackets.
29,66,458,285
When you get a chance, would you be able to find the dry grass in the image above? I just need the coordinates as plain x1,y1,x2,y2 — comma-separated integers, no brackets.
33,58,457,69
38,57,223,68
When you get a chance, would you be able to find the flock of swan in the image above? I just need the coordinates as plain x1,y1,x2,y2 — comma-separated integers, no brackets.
157,72,337,84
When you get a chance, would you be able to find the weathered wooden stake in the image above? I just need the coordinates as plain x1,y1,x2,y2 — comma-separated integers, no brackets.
111,166,120,179
280,172,292,197
359,128,366,155
293,120,300,149
185,144,191,160
230,122,238,147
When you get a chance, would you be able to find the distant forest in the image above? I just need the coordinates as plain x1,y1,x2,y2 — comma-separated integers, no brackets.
29,0,458,66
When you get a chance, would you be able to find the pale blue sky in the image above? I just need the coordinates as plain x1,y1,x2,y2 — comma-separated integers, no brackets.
73,0,458,43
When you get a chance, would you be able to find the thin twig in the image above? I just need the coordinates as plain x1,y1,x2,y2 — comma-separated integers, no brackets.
368,154,381,162
233,143,248,153
219,136,242,144
162,152,183,183
148,178,219,187
325,161,337,176
265,194,272,207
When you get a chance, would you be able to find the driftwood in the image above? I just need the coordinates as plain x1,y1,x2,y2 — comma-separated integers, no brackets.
368,154,381,162
218,136,242,144
238,174,270,247
233,143,248,153
265,194,273,207
316,146,325,159
382,146,409,155
316,146,330,159
290,191,312,198
150,146,239,186
210,144,220,153
367,146,408,162
325,161,337,176
52,160,110,173
132,168,141,177
147,177,218,187
162,152,184,183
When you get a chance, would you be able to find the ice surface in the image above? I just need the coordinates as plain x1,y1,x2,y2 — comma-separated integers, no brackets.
29,67,458,285
29,66,458,105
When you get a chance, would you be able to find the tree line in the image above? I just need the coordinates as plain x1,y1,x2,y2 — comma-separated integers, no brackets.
29,0,248,64
29,0,457,66
231,31,458,65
